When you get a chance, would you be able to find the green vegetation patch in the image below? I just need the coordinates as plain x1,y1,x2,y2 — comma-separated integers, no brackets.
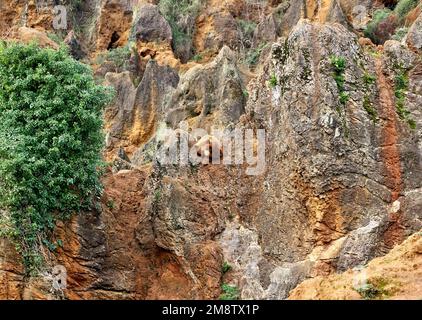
219,284,240,300
96,44,133,70
268,73,278,88
0,42,113,274
362,72,378,123
394,0,419,21
222,262,232,274
330,55,349,106
355,277,397,300
394,66,416,129
159,0,204,60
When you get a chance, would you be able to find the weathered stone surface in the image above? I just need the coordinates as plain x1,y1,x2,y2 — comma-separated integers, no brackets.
194,0,243,54
95,0,134,51
0,239,24,299
289,230,422,300
105,60,179,156
132,4,172,44
166,46,246,129
0,0,57,38
16,27,59,49
406,12,422,52
1,0,422,301
234,19,422,295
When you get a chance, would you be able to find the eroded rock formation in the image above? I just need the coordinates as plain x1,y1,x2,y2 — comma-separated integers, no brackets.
0,0,421,300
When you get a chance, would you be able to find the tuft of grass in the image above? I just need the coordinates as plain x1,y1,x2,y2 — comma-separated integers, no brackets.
158,0,204,61
222,262,232,274
339,92,350,105
191,53,203,62
245,43,268,67
392,27,409,41
407,118,417,129
242,90,249,99
330,56,349,105
237,18,257,49
154,189,162,202
394,67,415,129
363,96,379,123
219,284,239,300
363,73,376,86
394,0,419,22
96,45,132,70
330,56,346,74
268,73,278,88
107,199,115,210
362,72,378,123
355,277,396,300
47,32,65,45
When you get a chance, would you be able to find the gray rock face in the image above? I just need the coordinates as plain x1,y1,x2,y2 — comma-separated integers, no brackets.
218,222,312,300
3,0,422,301
125,20,422,300
406,12,422,52
166,46,246,128
132,4,172,44
253,13,279,45
336,220,382,271
234,19,422,296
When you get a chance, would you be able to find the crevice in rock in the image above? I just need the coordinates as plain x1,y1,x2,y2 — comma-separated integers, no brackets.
374,57,405,249
107,31,120,50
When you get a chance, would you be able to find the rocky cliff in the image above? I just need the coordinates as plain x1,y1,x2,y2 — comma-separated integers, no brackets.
0,0,421,300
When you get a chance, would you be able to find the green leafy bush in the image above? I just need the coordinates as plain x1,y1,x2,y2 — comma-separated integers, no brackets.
0,42,113,274
330,56,349,105
219,284,239,300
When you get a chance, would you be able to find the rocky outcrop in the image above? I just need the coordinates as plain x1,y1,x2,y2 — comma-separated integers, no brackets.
166,46,246,129
15,27,59,49
289,230,422,300
95,0,135,51
0,168,224,300
406,12,422,52
234,19,422,295
132,4,172,44
0,0,421,301
193,0,243,54
0,0,57,38
105,60,179,156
